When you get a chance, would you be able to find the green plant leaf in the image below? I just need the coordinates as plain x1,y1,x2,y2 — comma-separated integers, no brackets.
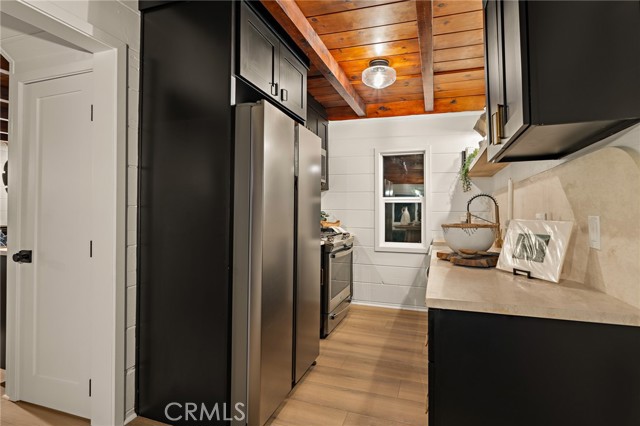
459,148,479,192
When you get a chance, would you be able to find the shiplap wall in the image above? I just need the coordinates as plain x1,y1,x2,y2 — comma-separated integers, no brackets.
323,112,493,309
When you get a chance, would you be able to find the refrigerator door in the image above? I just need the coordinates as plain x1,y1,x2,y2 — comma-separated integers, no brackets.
232,101,295,426
295,125,322,383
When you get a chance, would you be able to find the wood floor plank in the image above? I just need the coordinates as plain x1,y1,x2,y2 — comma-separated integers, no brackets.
266,399,348,426
398,379,428,403
129,417,171,426
340,354,427,382
320,338,427,367
336,317,427,338
315,350,348,369
289,381,428,425
325,328,426,355
343,412,420,426
0,399,90,426
304,365,403,398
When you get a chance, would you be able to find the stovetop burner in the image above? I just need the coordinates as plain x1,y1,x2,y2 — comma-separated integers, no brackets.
321,227,352,249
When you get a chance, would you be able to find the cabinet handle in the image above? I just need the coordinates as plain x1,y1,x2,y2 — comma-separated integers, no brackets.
270,82,278,97
492,104,506,144
281,88,288,102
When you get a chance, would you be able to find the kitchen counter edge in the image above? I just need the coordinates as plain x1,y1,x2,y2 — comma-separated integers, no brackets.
426,249,640,328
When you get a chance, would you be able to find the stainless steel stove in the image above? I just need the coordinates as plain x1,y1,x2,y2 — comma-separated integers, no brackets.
320,228,354,337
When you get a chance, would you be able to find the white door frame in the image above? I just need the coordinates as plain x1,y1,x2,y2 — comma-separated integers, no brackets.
2,1,127,425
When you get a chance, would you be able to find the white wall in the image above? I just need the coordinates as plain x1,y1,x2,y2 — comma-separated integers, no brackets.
324,112,493,309
5,1,140,421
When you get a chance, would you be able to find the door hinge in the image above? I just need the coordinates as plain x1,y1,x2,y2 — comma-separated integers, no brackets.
90,240,93,258
90,104,94,122
89,379,92,397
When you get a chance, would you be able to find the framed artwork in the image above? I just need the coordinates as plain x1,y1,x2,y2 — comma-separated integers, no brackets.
497,220,573,283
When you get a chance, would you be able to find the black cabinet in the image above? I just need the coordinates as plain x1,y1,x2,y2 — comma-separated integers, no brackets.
306,95,329,191
428,309,640,426
485,0,640,162
137,2,235,423
239,1,280,100
239,1,307,120
279,48,307,119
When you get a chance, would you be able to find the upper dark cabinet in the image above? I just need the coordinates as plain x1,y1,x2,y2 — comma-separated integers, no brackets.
307,95,329,191
485,0,640,162
239,2,280,99
238,2,307,120
279,48,307,119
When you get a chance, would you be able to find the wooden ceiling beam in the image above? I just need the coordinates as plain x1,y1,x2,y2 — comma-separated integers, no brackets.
326,95,485,120
416,0,434,111
260,0,366,116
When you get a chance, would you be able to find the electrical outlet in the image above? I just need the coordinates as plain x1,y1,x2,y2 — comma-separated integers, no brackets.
535,213,547,220
588,216,601,250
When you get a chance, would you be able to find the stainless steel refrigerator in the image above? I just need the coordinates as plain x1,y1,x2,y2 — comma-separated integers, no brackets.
232,101,321,426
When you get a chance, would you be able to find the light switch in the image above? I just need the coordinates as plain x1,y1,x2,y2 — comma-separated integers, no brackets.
588,216,601,250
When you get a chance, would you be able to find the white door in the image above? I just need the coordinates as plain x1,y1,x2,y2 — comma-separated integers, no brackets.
17,72,93,418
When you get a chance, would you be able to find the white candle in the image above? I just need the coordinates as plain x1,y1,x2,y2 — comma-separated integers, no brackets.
507,178,514,222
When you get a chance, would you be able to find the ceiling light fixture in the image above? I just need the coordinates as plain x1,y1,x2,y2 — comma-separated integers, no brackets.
362,59,396,89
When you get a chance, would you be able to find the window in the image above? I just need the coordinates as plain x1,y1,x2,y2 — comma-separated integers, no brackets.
375,149,430,253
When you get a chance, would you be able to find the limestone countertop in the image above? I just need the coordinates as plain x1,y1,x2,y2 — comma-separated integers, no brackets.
426,249,640,327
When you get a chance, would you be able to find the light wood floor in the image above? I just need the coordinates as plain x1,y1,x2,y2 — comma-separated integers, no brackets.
267,304,428,426
0,305,428,426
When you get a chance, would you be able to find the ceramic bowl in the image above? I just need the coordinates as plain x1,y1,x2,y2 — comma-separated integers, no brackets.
441,223,498,254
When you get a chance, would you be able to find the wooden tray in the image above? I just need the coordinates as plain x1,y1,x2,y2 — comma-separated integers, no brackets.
321,220,341,228
437,251,500,268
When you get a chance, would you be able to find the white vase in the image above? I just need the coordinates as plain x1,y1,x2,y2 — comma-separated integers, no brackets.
400,208,410,225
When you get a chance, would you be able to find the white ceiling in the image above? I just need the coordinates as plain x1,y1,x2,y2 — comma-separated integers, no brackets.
1,13,90,64
1,12,42,41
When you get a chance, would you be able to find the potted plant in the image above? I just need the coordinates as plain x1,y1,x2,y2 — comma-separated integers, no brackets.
460,148,478,192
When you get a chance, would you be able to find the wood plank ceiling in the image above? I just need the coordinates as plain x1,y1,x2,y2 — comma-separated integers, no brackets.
297,0,486,120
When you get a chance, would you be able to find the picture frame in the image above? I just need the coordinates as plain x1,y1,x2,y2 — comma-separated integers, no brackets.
497,219,574,283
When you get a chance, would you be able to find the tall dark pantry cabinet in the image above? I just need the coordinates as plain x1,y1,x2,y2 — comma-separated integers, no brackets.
137,2,321,425
136,1,235,423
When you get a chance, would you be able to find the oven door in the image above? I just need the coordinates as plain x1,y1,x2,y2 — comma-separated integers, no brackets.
327,245,353,312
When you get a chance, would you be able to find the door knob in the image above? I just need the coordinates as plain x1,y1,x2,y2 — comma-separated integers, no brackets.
12,250,32,264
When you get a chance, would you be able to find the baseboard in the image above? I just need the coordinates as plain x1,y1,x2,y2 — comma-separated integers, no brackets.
124,411,137,425
351,300,428,312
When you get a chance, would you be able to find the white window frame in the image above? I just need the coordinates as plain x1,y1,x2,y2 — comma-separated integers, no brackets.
375,148,431,253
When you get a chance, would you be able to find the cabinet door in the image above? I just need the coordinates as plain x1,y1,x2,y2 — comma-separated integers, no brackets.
318,120,328,151
485,0,505,160
279,48,307,120
319,120,328,190
306,107,318,134
501,0,527,139
239,2,279,99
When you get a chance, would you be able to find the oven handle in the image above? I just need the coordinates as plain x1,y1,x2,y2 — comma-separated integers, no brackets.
330,297,352,319
330,245,353,258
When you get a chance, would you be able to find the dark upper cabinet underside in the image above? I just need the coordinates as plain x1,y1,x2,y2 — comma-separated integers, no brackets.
485,0,640,162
